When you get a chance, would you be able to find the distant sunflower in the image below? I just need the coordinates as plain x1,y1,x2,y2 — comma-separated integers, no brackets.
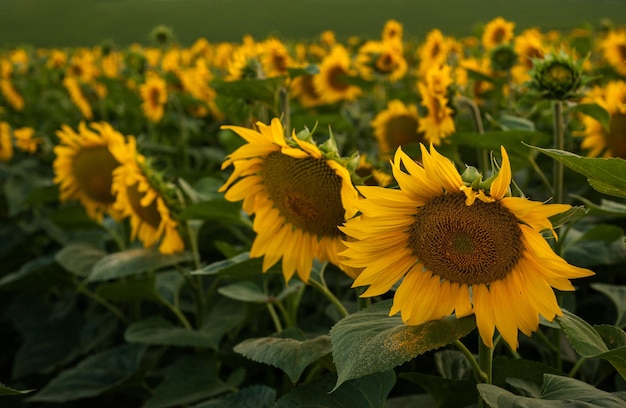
0,121,13,162
139,72,168,123
14,126,40,153
371,99,422,157
314,45,362,104
63,77,93,119
53,122,125,221
291,74,324,108
600,30,626,77
110,137,184,254
416,29,449,77
1,78,25,111
260,38,294,78
340,144,593,349
219,118,359,283
576,80,626,158
417,83,455,145
512,28,546,84
356,40,407,82
382,19,403,44
482,17,515,51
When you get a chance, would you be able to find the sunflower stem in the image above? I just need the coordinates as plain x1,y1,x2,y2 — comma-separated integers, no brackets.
552,100,565,204
280,86,291,138
273,299,295,328
568,356,588,378
457,96,488,173
478,338,493,384
308,278,350,319
454,340,487,383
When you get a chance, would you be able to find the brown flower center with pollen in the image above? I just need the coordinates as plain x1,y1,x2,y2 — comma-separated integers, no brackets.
407,192,523,285
262,152,345,238
384,116,421,154
126,182,162,229
608,113,626,159
326,65,350,92
71,146,119,203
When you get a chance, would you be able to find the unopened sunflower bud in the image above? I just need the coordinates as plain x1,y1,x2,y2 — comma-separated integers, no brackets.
489,44,518,72
529,51,586,100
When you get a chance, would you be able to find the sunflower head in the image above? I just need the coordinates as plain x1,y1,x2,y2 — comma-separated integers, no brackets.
528,50,587,100
219,118,360,282
149,25,175,47
489,43,518,72
340,144,593,350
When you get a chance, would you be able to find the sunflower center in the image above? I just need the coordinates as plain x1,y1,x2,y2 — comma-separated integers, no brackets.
126,182,162,229
149,87,162,107
262,151,345,238
608,113,626,159
385,116,421,151
407,192,523,285
71,146,119,204
326,65,350,91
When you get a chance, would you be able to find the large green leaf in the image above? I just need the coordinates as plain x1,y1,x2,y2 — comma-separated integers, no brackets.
124,317,221,349
178,199,249,226
192,252,280,279
330,300,476,389
28,344,145,403
273,371,395,408
592,283,626,327
144,354,236,408
191,385,276,408
0,383,33,396
557,310,626,379
234,329,332,383
88,248,194,282
532,146,626,198
218,281,270,303
571,195,626,217
478,374,626,407
55,243,106,277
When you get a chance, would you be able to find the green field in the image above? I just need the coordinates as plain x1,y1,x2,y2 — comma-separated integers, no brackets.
2,0,626,48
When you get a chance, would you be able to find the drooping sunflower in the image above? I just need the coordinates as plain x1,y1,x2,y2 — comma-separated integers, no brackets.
110,137,185,255
314,45,362,104
340,144,593,350
139,72,168,123
576,80,626,158
0,121,13,162
219,118,360,283
63,76,93,119
600,30,626,77
371,99,422,157
53,122,125,221
417,83,455,146
482,17,515,51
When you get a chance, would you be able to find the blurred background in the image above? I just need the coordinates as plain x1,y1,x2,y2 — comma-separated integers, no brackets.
2,0,626,47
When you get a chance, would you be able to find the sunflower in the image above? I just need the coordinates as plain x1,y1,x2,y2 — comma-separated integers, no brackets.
600,30,626,77
512,28,546,84
139,72,168,123
14,126,40,153
1,77,25,111
356,40,407,82
371,99,422,157
260,38,294,78
219,118,359,283
417,83,455,146
53,122,125,221
314,45,362,104
110,137,184,254
290,74,324,108
0,121,13,162
340,144,593,350
63,77,93,119
382,19,403,44
576,80,626,158
482,17,515,51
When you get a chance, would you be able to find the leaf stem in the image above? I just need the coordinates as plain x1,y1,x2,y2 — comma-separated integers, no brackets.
568,356,588,378
308,278,349,319
75,283,129,324
266,303,284,332
454,339,488,383
553,100,565,204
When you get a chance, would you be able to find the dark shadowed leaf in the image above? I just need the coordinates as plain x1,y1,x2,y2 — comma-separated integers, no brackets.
234,329,332,383
218,281,270,303
274,371,395,408
191,385,276,408
592,284,626,326
399,372,477,408
88,249,194,282
144,354,236,408
330,300,476,389
125,317,221,349
0,383,33,396
55,243,106,277
28,344,145,403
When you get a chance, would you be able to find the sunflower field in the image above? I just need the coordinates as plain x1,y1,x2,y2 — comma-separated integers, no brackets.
2,16,626,407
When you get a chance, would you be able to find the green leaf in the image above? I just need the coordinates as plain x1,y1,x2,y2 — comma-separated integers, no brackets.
571,195,626,217
570,103,610,131
479,373,626,407
499,114,536,131
0,383,33,396
200,296,247,344
384,394,437,408
55,243,106,277
96,274,161,302
434,350,472,380
548,206,587,230
192,252,280,279
557,310,626,379
88,249,194,282
234,330,332,383
124,317,221,349
330,300,476,390
579,224,624,243
592,283,626,327
177,176,225,203
144,354,236,408
28,344,145,403
532,146,626,198
191,385,276,408
399,372,477,408
273,371,395,408
0,256,69,291
179,199,248,226
451,130,549,157
492,356,564,390
218,281,270,303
